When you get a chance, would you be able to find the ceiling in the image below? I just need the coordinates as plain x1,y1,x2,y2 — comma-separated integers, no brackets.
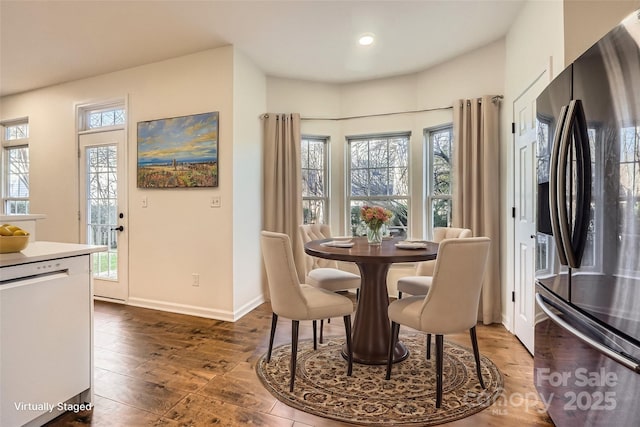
0,0,526,97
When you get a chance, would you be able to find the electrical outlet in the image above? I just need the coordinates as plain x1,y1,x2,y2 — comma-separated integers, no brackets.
211,196,221,208
192,273,200,287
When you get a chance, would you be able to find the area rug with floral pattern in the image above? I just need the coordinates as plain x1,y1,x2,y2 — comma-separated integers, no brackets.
256,334,503,426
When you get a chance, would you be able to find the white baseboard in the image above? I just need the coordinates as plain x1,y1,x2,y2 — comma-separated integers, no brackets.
233,294,267,321
127,296,264,322
501,313,513,333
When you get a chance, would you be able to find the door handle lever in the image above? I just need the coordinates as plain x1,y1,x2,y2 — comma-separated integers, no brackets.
111,225,124,232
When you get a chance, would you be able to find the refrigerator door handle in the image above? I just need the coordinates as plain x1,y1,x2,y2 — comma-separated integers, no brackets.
549,104,569,265
569,100,592,268
557,100,592,268
536,293,640,374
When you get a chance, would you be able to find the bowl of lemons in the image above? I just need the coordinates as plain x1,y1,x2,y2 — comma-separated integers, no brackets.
0,224,30,253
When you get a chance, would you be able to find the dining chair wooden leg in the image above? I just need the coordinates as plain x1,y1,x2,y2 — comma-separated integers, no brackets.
343,315,353,376
320,319,324,344
385,321,400,380
397,291,403,299
290,320,300,392
267,313,278,362
313,320,318,350
470,326,486,389
426,333,432,360
435,334,444,408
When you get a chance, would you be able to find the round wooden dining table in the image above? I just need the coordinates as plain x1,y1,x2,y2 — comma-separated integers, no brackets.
304,236,438,365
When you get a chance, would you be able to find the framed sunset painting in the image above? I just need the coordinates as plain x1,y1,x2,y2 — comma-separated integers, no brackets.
137,112,219,188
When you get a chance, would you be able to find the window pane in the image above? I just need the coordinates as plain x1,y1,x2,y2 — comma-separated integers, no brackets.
425,126,453,236
7,146,29,198
5,123,29,140
431,198,451,228
309,141,324,169
350,169,369,196
87,107,126,130
431,129,452,196
114,109,125,125
351,141,369,168
369,168,389,196
301,142,309,168
369,140,388,167
303,199,325,224
349,198,408,238
301,136,328,224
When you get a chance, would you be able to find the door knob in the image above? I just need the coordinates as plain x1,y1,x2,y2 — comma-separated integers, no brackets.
111,225,124,232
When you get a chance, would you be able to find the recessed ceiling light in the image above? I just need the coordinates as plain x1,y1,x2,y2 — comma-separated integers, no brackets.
358,33,375,46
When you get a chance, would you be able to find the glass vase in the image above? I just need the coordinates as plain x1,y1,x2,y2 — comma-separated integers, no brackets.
367,226,383,245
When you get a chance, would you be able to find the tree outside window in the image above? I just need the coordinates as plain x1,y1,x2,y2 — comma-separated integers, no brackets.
348,133,409,237
301,136,328,224
2,121,30,214
425,126,452,236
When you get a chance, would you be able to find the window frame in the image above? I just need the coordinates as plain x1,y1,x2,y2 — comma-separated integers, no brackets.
346,131,411,237
301,135,329,224
2,119,30,215
424,124,453,238
79,103,126,132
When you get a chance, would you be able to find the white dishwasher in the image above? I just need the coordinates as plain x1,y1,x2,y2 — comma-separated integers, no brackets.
1,254,92,427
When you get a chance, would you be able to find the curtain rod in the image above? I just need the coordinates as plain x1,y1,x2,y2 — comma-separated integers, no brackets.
300,105,453,121
300,95,503,121
262,95,503,122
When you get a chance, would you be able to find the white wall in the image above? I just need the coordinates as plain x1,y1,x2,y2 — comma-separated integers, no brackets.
267,39,506,293
503,0,565,331
232,49,267,316
0,46,265,321
564,0,639,65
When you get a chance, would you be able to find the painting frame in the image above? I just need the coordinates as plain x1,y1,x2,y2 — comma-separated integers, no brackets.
137,111,219,188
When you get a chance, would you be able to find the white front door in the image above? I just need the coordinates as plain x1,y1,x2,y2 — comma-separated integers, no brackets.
513,71,549,354
79,130,128,301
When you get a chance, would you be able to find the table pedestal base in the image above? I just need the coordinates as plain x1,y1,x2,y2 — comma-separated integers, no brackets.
342,341,408,365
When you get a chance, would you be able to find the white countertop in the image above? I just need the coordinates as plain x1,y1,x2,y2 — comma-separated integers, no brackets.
0,241,107,268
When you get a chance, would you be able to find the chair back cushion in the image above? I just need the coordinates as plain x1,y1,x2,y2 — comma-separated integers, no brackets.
419,237,491,333
260,231,309,319
414,227,472,276
432,227,472,242
299,224,339,271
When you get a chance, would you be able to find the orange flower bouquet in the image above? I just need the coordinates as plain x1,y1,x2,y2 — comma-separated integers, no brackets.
360,205,392,245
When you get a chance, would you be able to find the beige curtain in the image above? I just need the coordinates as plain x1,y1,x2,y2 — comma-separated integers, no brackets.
452,96,501,324
262,113,304,282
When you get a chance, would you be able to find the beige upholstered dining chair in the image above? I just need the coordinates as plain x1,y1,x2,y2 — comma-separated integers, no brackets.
396,227,472,299
261,231,354,392
385,237,491,408
299,224,361,342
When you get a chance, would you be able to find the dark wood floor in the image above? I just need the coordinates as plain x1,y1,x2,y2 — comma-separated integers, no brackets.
47,299,554,426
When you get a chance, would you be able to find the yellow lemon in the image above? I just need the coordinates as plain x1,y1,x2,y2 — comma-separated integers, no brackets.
6,225,20,232
0,227,12,236
13,230,28,236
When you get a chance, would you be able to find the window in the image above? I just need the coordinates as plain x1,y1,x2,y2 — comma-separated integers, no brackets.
2,120,30,214
85,106,125,130
301,136,328,224
348,133,409,237
425,126,453,236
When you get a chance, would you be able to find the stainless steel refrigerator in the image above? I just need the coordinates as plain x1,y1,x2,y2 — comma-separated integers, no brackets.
535,9,640,426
